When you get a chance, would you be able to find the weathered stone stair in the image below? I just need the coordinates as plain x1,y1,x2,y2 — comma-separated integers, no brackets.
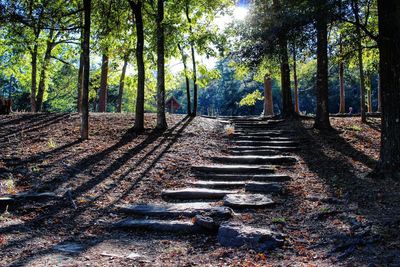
114,117,298,251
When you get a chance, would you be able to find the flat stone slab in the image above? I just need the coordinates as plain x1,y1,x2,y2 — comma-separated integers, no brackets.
161,188,238,200
229,146,299,152
0,192,61,201
234,136,295,141
223,193,275,208
114,219,203,233
229,150,283,156
233,141,299,147
212,156,297,165
117,203,233,218
245,182,283,193
195,174,291,182
190,181,247,188
54,242,85,253
192,165,275,174
217,223,284,251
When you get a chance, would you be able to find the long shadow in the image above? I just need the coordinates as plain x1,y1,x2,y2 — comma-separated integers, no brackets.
0,113,48,128
294,120,399,265
0,113,70,140
1,116,194,266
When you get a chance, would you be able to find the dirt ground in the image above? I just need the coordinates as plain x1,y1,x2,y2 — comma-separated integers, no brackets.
0,113,399,266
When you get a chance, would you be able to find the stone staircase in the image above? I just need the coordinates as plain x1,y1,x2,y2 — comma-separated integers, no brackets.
113,117,299,251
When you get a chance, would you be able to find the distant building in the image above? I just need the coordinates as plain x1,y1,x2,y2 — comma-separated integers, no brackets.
166,96,180,113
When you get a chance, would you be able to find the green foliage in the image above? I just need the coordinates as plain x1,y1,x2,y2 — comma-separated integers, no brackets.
239,90,263,107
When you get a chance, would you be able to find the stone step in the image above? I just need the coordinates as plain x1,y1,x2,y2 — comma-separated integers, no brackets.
161,188,238,200
189,181,284,193
229,149,286,156
192,165,275,174
233,131,294,136
218,223,284,251
223,193,275,208
229,146,299,152
195,173,291,182
245,182,283,193
234,136,296,141
114,219,203,233
117,203,232,218
232,140,299,147
211,156,297,165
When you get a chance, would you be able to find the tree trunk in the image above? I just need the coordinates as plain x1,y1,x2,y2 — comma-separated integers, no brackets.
377,73,382,112
367,75,373,113
156,0,167,130
117,55,128,113
77,49,84,113
314,0,332,130
178,43,191,115
98,54,109,112
374,0,400,178
130,0,145,132
185,3,197,116
81,0,91,140
353,0,367,122
293,45,299,114
339,36,346,113
77,12,84,113
30,46,38,113
36,29,54,112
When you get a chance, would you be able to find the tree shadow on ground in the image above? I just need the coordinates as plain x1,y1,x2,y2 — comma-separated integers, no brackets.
1,115,197,266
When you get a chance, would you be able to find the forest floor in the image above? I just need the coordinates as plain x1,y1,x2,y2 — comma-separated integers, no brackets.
0,113,399,266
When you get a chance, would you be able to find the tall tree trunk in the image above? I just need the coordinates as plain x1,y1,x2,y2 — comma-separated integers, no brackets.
77,49,84,113
293,45,299,114
30,46,38,112
178,43,191,115
314,0,332,130
156,0,167,130
375,0,400,178
353,0,367,122
185,3,197,116
36,29,54,112
377,73,382,112
367,75,373,113
98,54,109,112
274,0,293,118
77,12,84,113
339,36,346,113
81,0,91,140
130,0,145,132
117,55,128,113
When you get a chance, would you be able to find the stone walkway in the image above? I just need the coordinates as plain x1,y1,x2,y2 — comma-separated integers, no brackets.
114,117,299,251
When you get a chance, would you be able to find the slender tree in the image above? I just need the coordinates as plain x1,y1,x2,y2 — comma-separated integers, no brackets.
374,0,400,178
338,35,346,113
117,53,129,113
98,53,109,112
156,0,167,130
81,0,91,140
178,43,192,115
129,0,145,132
314,0,332,130
292,44,299,114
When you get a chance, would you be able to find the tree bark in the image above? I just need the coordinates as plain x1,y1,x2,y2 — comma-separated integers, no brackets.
81,0,91,140
377,73,382,112
30,46,38,112
98,53,109,112
77,12,84,113
117,55,128,113
367,75,373,113
36,29,55,112
339,36,346,113
185,3,197,116
178,43,191,116
374,0,400,178
314,0,332,130
156,0,167,130
293,45,299,114
353,0,367,122
130,0,145,132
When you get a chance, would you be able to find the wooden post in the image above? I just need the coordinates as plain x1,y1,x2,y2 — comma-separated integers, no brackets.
264,75,274,116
